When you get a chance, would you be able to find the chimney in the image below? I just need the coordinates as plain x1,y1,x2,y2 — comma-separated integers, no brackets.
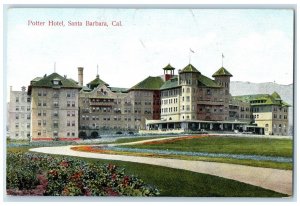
78,67,84,86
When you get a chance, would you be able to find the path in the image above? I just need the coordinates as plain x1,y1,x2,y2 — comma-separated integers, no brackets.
30,143,293,196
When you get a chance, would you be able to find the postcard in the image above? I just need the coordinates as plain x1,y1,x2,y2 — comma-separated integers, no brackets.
4,6,295,200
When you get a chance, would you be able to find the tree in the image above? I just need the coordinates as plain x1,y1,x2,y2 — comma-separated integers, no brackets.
79,131,87,139
91,131,99,139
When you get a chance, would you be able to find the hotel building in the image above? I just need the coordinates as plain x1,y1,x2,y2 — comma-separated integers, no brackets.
8,63,290,140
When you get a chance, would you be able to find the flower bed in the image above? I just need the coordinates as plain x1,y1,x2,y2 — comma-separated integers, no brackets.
6,152,159,196
71,142,293,163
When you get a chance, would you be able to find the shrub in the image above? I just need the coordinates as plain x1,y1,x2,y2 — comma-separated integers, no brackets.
6,153,159,196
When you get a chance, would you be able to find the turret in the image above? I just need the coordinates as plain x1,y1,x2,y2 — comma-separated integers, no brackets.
162,64,175,81
212,67,232,94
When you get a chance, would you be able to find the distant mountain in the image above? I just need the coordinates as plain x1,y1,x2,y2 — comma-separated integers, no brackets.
230,81,294,129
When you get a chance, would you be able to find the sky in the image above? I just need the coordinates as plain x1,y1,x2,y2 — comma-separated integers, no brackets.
5,8,294,93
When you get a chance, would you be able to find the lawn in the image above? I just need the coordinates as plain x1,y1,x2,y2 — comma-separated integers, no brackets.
6,144,288,197
120,136,293,157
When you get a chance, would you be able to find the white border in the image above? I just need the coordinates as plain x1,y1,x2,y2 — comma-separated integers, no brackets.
1,0,298,205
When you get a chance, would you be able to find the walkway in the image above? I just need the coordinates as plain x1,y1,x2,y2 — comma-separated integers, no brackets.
29,143,293,196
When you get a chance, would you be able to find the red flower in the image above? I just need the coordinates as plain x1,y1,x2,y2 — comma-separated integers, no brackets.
59,161,69,167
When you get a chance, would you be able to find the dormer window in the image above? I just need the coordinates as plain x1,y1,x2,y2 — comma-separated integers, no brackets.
52,78,61,85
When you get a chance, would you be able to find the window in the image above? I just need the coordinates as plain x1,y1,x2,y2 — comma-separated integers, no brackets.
15,114,19,120
53,80,60,85
27,123,30,129
67,121,70,126
27,97,31,102
53,92,59,98
207,89,211,95
67,111,71,117
43,102,47,107
43,120,46,126
38,101,42,106
27,106,30,111
16,97,19,102
186,96,190,102
72,101,75,107
54,101,59,107
15,123,19,128
37,131,41,136
67,101,71,107
53,121,58,128
38,120,42,126
43,91,47,96
38,91,42,96
53,131,58,137
67,92,71,98
72,111,75,117
38,111,42,116
43,111,46,116
27,114,31,120
16,106,19,111
53,110,58,117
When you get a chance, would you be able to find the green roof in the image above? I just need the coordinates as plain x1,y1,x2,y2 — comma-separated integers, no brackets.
130,76,164,90
160,76,180,90
198,75,220,88
212,67,233,77
81,86,92,92
110,87,129,93
31,77,42,82
31,73,81,89
68,78,78,84
180,64,200,73
162,64,175,70
233,93,290,107
87,75,109,89
271,91,281,99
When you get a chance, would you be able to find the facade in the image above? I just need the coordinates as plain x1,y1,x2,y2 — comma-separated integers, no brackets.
7,63,290,141
148,64,249,132
78,67,164,137
8,86,31,140
233,92,289,135
27,73,81,141
160,64,232,122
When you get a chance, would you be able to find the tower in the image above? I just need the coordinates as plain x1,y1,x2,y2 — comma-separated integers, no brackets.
212,67,232,95
162,64,175,81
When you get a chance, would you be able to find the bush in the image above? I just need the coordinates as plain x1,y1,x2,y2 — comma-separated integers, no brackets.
79,131,87,139
6,153,159,196
90,131,99,139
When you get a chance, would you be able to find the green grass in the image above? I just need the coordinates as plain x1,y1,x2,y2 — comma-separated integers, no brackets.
121,136,292,157
114,136,166,144
7,146,288,197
